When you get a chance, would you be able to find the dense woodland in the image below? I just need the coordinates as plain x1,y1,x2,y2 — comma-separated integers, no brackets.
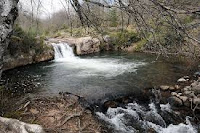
13,0,200,58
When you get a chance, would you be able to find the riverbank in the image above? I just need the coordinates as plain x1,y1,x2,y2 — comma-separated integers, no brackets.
159,71,200,115
0,93,105,133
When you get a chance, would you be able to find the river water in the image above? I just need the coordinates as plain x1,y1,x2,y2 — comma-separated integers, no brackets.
2,42,199,132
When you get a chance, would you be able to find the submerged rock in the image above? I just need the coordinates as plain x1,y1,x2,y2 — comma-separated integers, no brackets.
168,96,183,107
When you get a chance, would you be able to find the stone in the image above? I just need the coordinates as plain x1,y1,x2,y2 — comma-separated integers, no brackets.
30,108,39,115
178,93,182,96
193,98,200,105
184,100,191,107
144,111,166,127
75,37,100,55
179,96,188,102
160,85,170,91
191,84,200,94
183,76,190,79
191,81,199,87
183,86,191,91
197,94,200,98
0,117,44,133
104,101,118,108
175,85,180,90
168,96,183,107
177,78,187,82
184,91,196,98
169,86,175,91
171,92,178,97
194,72,200,77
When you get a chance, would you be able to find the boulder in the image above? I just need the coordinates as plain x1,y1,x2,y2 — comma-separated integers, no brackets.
0,117,44,133
76,37,100,55
168,96,183,107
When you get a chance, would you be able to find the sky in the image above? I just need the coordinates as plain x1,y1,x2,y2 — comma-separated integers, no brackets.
19,0,69,18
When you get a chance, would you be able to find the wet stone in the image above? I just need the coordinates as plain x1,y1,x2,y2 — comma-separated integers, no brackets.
193,98,200,105
168,96,183,107
177,78,187,82
160,85,170,91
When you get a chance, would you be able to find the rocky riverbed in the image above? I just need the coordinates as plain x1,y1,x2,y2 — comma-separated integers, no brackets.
159,72,200,120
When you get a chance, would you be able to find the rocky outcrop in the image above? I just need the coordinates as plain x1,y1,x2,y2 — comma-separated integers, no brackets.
3,44,54,71
0,0,18,78
47,37,101,55
75,37,100,55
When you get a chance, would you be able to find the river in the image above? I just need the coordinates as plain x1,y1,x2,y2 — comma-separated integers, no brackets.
2,42,199,132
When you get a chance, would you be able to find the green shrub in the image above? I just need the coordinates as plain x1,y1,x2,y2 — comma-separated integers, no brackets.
134,39,147,51
109,30,141,46
9,25,46,56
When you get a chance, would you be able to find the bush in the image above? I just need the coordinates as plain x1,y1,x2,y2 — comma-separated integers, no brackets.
109,30,141,46
8,25,46,56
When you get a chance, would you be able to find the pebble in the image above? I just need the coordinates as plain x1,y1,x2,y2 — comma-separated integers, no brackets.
169,86,175,91
177,78,187,82
160,85,169,91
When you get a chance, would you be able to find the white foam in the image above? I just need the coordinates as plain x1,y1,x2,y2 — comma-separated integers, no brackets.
52,42,146,77
160,103,172,112
96,103,197,133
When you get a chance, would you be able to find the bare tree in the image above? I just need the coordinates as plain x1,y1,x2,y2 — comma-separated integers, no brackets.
69,0,200,56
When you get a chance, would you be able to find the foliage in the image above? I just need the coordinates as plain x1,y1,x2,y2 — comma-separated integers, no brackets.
8,25,46,56
134,39,147,51
109,30,141,46
108,8,118,27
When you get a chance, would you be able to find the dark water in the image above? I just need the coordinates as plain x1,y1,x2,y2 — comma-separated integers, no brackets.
2,51,197,103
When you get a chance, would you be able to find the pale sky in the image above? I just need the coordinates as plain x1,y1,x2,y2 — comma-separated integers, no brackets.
19,0,69,18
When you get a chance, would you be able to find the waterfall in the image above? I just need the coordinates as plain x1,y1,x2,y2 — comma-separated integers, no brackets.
51,42,146,77
52,42,77,61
